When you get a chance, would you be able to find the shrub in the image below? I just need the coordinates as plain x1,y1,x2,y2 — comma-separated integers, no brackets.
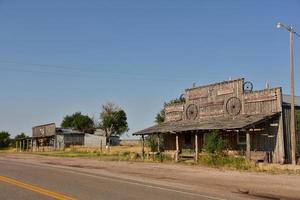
146,135,164,152
203,130,225,154
198,154,252,170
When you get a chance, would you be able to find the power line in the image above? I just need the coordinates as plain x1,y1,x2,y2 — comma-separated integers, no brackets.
0,61,196,82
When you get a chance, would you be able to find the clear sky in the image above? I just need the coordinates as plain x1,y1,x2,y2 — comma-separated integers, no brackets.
0,0,299,137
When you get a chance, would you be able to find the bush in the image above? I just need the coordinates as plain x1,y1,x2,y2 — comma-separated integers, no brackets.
146,135,164,152
198,154,252,170
203,130,225,154
0,131,11,149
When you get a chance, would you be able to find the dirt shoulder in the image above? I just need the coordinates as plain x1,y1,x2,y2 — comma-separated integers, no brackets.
1,153,300,199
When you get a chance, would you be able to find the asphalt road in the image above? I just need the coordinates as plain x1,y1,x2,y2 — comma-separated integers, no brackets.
0,158,239,200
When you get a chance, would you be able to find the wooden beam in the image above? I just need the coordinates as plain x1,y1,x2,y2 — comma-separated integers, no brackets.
157,134,160,153
195,133,198,163
175,134,179,162
246,130,251,160
141,135,145,160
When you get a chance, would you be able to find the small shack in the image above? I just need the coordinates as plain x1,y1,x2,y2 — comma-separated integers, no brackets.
133,78,300,164
16,124,119,151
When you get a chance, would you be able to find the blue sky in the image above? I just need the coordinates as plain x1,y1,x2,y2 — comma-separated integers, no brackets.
0,0,299,137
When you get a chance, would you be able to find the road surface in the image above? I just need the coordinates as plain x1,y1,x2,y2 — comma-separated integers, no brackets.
0,154,299,200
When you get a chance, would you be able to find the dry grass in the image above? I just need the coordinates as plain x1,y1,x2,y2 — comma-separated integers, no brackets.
66,145,149,155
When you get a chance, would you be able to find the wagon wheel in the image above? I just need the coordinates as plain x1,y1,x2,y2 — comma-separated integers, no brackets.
186,104,198,120
226,97,242,116
243,81,253,93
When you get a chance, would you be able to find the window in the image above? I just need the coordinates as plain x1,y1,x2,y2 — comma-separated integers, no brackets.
237,133,246,145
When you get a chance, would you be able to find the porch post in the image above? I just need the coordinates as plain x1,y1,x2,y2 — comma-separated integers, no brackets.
175,134,179,162
157,133,160,153
195,133,198,163
246,130,251,160
141,135,145,160
26,139,29,151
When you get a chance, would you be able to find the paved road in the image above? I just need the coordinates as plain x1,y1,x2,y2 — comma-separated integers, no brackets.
0,156,271,200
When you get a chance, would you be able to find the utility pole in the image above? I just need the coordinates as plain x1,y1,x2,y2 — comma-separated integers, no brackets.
277,22,298,165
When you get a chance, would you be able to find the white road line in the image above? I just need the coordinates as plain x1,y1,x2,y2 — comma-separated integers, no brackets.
0,159,228,200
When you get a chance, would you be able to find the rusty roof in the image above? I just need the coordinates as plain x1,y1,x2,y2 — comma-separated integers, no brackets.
133,113,279,135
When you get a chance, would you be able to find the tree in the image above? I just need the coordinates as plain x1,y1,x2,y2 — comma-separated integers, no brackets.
155,109,165,124
61,112,94,133
10,133,28,147
296,110,300,131
154,97,185,125
0,131,11,149
99,103,129,143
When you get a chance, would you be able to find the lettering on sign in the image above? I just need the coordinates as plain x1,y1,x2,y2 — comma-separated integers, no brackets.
165,104,184,113
245,94,277,103
199,100,224,108
217,88,234,96
166,113,182,122
188,91,208,100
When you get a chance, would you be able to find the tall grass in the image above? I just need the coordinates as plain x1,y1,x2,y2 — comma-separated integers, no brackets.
198,154,253,170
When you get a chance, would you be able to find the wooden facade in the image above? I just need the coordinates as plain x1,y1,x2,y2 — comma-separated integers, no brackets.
134,78,298,164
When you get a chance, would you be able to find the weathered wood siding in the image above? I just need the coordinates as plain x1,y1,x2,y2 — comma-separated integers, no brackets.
163,133,204,151
184,79,244,119
32,123,56,137
165,79,282,122
243,88,282,115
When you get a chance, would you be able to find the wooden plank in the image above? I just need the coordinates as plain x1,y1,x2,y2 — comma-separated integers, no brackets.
195,133,198,162
246,130,251,160
175,134,179,162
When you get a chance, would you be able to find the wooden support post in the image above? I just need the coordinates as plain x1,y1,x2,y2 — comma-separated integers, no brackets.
157,134,160,153
141,135,145,160
15,140,18,151
31,139,33,151
246,130,251,160
175,134,179,162
26,140,29,151
195,133,198,163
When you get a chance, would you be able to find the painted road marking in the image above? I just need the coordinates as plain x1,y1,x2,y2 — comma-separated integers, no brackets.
1,160,227,200
0,176,76,200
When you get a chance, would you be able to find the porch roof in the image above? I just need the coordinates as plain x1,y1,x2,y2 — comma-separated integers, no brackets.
133,113,279,135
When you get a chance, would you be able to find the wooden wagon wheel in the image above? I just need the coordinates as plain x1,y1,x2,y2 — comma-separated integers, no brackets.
186,104,198,120
226,97,242,116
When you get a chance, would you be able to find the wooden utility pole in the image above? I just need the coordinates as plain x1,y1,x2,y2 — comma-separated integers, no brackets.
290,30,296,165
277,22,298,165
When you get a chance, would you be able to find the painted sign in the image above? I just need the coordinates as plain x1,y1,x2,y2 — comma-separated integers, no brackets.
165,104,184,113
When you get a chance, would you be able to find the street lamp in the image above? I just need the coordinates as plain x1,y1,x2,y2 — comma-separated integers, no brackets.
277,22,298,165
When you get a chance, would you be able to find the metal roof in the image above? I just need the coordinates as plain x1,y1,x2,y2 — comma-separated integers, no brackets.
282,95,300,107
133,113,279,135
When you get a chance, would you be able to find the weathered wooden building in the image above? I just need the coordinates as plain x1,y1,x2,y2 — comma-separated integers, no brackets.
16,124,114,151
16,123,86,151
133,78,300,164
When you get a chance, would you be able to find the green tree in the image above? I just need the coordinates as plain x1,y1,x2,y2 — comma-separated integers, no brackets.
0,131,11,149
11,133,28,147
99,103,129,143
154,97,185,125
155,109,165,124
203,130,225,154
61,112,94,133
296,110,300,131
